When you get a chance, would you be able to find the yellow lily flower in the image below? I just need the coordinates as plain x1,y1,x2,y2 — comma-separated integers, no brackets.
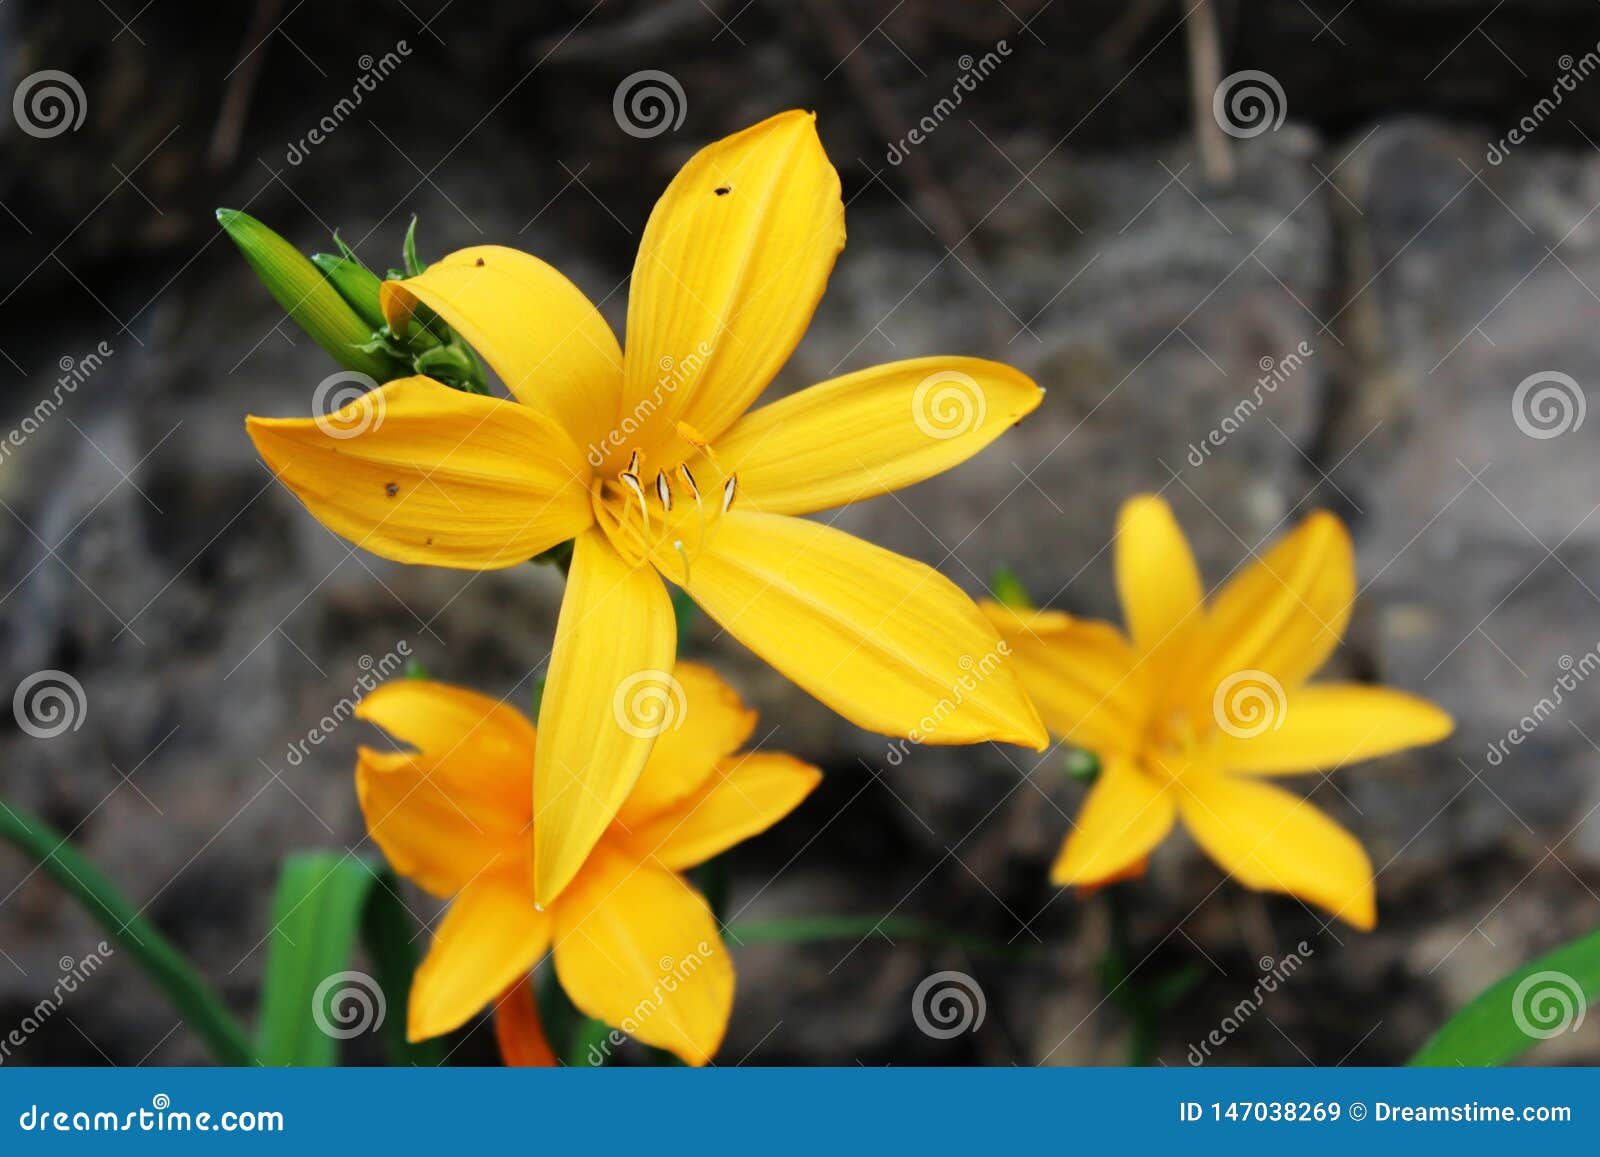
354,663,820,1066
248,109,1046,904
983,495,1454,930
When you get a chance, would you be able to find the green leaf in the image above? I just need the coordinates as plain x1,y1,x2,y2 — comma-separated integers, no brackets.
1409,926,1600,1066
216,208,405,382
402,214,427,276
360,875,447,1067
255,852,440,1066
0,799,253,1065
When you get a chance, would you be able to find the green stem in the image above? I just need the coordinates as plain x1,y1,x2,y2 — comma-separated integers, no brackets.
724,915,1028,960
0,800,254,1066
1101,885,1157,1066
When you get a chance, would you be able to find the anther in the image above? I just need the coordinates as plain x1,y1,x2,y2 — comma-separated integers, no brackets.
655,470,673,512
721,474,737,514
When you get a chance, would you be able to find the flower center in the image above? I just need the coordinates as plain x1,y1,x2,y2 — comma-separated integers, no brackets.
1143,707,1207,782
592,425,738,585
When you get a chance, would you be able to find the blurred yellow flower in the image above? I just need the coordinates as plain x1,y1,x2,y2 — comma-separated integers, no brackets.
248,109,1045,905
983,495,1453,929
354,664,820,1066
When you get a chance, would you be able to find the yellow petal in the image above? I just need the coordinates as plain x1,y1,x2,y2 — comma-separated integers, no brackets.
356,743,527,899
623,752,822,870
686,512,1047,748
613,662,757,830
380,246,624,453
622,110,844,457
356,678,537,801
979,602,1150,755
1115,495,1205,659
408,867,552,1041
534,528,677,905
1190,511,1354,706
1211,683,1453,775
494,976,557,1066
247,375,594,569
1177,772,1376,930
1050,757,1176,885
716,357,1043,515
552,846,733,1065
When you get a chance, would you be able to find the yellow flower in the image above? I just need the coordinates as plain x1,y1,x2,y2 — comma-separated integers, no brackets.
354,663,820,1066
248,110,1046,904
983,496,1453,929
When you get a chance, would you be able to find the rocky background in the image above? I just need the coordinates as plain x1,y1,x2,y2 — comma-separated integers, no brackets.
3,0,1600,1065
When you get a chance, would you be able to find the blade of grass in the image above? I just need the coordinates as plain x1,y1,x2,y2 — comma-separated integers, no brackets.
0,799,253,1065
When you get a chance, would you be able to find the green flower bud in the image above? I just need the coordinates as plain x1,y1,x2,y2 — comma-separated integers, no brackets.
1063,747,1101,785
310,251,387,331
990,564,1034,611
216,208,405,382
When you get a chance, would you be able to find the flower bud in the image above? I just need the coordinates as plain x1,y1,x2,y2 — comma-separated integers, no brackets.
217,208,405,381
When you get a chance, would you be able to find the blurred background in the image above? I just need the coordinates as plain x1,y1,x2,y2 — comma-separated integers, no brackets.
2,0,1599,1065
